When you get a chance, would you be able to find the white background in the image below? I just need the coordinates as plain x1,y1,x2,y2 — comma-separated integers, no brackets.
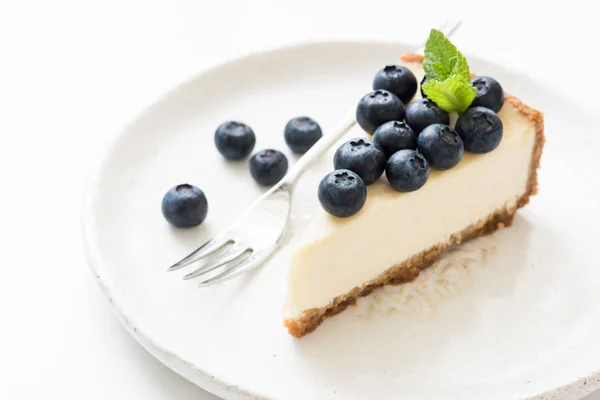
1,0,598,399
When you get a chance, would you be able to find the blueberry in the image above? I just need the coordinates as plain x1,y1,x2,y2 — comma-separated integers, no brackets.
318,170,367,218
372,121,417,158
420,76,428,99
455,106,503,154
284,116,322,154
405,99,450,134
470,76,504,112
386,150,430,192
417,124,464,170
372,65,418,104
249,149,288,186
214,121,256,160
161,184,208,228
333,138,386,185
356,90,405,134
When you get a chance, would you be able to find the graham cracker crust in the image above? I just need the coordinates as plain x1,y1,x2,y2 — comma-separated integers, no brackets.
284,54,545,338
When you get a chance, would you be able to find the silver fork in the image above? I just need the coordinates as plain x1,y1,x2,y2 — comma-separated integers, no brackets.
168,19,462,286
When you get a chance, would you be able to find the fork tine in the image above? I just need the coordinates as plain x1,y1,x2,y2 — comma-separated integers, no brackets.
167,238,230,271
197,252,259,286
182,247,251,280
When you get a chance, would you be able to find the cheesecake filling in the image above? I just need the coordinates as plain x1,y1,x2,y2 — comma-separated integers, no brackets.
284,63,537,319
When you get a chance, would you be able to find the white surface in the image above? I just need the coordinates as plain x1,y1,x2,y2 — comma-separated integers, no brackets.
1,1,600,399
85,43,600,400
84,40,600,400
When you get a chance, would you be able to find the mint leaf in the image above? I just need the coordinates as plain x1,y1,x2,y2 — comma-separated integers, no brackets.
423,29,459,81
423,29,471,82
422,29,475,113
454,52,471,82
422,76,477,114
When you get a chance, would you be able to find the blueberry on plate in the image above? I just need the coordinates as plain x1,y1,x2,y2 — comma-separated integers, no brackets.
318,169,367,218
333,138,386,185
405,99,450,134
420,76,428,99
417,124,464,170
161,184,208,228
455,106,503,154
372,65,418,104
214,121,256,160
386,149,430,192
356,90,405,134
470,76,504,112
284,116,323,154
249,149,289,186
372,121,417,158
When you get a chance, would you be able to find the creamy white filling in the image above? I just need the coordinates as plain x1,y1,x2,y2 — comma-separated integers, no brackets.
284,62,537,319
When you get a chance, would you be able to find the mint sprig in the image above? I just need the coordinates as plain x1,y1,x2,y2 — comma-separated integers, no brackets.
422,29,476,113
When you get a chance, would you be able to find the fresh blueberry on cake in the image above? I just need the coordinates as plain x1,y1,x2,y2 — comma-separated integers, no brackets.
417,124,464,170
405,98,450,134
355,89,405,134
386,149,430,192
372,121,417,158
471,76,505,112
284,29,545,338
318,169,367,218
456,106,503,153
333,138,386,185
372,65,418,104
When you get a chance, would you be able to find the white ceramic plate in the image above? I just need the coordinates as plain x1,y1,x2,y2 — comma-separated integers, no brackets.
83,41,600,400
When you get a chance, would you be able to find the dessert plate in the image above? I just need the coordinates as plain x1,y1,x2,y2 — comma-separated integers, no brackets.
83,41,600,400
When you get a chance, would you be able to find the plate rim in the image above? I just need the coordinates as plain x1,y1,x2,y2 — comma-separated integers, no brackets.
81,39,600,400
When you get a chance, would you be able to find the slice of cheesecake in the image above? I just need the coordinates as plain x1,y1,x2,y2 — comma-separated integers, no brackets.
283,53,545,338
